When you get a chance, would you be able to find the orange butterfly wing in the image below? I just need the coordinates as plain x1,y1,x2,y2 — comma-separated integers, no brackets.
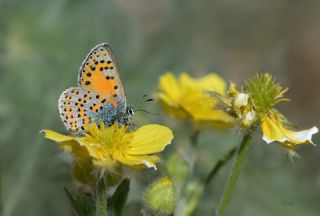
78,43,126,108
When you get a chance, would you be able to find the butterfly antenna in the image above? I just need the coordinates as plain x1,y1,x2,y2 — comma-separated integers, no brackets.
128,94,154,107
142,93,154,102
135,109,159,116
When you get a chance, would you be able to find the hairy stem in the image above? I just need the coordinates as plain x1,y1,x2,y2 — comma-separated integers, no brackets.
189,146,237,215
204,146,237,186
216,128,256,216
96,176,107,216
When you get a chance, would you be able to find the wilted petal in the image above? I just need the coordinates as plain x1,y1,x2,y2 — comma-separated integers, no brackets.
261,113,318,145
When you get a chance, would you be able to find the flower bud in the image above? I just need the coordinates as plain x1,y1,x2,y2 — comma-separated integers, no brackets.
166,154,189,184
143,177,175,215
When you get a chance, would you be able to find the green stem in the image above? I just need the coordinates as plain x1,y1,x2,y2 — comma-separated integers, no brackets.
187,146,237,216
216,128,256,216
96,176,107,216
204,146,237,186
189,130,200,174
190,130,200,147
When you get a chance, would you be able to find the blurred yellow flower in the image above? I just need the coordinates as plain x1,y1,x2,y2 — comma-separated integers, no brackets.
157,72,235,129
43,122,173,171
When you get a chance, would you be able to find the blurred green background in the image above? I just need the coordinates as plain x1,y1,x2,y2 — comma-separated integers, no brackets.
1,0,320,215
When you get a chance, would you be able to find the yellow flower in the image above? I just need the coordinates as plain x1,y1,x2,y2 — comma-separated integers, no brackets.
210,73,318,156
261,112,318,157
157,72,235,129
43,122,174,171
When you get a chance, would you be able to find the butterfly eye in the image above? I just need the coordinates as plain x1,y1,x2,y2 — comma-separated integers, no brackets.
127,107,134,116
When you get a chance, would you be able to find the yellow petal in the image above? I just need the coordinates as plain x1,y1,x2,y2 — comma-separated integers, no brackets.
157,72,234,128
42,129,74,142
59,141,89,158
76,138,105,160
157,72,190,119
113,153,160,170
159,72,182,106
261,113,318,145
125,124,174,155
179,87,235,124
178,73,235,126
159,99,189,119
180,73,226,95
228,82,240,96
42,129,89,157
43,123,171,171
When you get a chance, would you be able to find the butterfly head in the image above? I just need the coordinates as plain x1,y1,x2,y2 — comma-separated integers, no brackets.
124,106,135,125
126,106,135,117
109,106,135,128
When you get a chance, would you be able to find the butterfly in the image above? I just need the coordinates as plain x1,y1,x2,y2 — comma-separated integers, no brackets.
58,43,134,134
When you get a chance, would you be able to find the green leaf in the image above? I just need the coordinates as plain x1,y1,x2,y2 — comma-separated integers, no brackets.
108,178,130,216
64,187,84,216
76,191,95,216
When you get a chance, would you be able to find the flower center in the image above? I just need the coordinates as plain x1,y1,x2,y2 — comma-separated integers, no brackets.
244,73,288,113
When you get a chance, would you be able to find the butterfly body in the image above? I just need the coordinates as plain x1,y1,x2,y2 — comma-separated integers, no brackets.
58,43,133,134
